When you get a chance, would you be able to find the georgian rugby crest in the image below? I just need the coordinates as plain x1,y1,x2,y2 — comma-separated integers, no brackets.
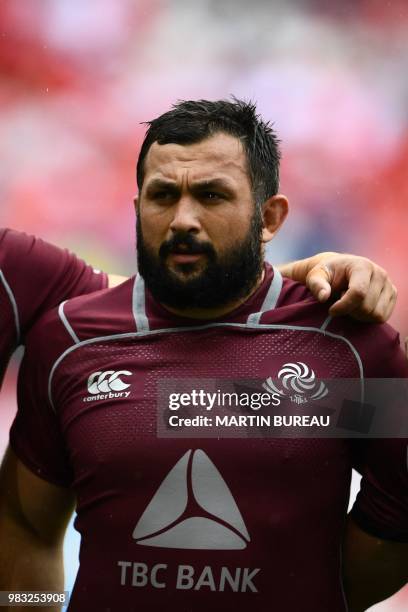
263,361,328,405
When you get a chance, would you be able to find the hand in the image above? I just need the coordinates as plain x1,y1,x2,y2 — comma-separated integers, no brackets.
304,254,397,322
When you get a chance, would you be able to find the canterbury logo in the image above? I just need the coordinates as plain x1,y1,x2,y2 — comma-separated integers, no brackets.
133,449,250,550
87,370,132,394
263,361,328,402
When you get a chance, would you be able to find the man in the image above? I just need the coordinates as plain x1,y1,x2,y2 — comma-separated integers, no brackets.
0,227,397,394
0,100,406,612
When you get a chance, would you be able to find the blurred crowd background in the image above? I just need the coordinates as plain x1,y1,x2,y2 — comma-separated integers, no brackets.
1,0,407,609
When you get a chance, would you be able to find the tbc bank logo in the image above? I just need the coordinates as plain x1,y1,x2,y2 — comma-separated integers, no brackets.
133,449,250,550
263,361,328,405
87,370,132,394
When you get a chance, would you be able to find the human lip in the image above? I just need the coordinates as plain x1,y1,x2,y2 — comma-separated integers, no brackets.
169,253,204,263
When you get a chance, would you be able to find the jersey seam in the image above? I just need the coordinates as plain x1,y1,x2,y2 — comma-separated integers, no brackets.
246,267,283,325
9,436,71,489
132,274,149,332
58,301,80,344
0,268,21,343
47,322,365,410
320,315,333,331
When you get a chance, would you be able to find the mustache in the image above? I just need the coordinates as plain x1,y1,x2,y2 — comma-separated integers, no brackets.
159,232,216,259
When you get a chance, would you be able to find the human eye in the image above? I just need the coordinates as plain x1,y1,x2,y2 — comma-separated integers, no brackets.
201,191,224,202
150,189,176,203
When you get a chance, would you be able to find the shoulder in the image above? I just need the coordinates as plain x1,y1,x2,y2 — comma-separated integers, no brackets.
26,276,137,358
263,276,330,327
278,276,316,306
0,227,34,257
23,304,77,375
327,316,408,377
61,276,136,341
0,227,69,273
0,228,108,338
20,278,137,414
268,277,407,377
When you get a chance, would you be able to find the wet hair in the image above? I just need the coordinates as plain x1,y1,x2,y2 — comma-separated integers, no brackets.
136,97,281,206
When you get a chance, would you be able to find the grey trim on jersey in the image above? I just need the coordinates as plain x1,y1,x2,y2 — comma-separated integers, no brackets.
320,315,333,331
246,268,283,325
48,321,365,411
132,274,150,332
0,268,21,343
58,301,80,344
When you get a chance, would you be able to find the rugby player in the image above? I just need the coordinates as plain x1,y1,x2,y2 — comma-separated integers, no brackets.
0,228,396,393
0,100,407,611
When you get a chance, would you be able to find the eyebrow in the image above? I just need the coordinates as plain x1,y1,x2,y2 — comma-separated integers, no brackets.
192,179,234,192
145,177,235,193
145,178,178,192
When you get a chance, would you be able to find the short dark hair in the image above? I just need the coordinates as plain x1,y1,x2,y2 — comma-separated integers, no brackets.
136,98,281,206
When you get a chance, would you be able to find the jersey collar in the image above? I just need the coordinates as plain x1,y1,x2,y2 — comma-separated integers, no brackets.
132,263,283,332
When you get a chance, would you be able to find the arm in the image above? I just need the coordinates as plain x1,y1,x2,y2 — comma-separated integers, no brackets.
343,516,408,612
346,431,408,611
0,448,75,611
278,252,397,323
107,255,397,322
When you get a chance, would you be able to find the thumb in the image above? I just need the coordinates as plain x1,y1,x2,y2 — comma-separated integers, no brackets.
306,264,333,302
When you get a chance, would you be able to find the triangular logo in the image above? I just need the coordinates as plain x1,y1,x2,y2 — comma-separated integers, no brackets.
133,449,250,550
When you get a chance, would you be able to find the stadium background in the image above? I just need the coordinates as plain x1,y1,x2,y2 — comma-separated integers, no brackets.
0,0,407,609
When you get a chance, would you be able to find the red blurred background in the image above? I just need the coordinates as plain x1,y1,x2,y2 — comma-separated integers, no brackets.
1,1,407,608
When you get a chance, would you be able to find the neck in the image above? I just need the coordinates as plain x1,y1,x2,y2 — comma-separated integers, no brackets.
159,269,265,320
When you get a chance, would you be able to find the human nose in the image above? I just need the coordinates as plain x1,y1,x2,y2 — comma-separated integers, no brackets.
169,196,202,234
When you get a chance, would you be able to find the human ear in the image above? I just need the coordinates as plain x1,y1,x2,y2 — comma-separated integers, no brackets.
261,194,289,243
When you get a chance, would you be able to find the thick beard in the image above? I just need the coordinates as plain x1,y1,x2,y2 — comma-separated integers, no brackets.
136,209,264,310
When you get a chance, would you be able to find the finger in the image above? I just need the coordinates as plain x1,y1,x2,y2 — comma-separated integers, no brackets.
347,290,387,323
333,283,397,323
328,273,371,316
306,265,332,302
370,284,397,323
387,285,398,318
349,273,384,318
353,279,397,322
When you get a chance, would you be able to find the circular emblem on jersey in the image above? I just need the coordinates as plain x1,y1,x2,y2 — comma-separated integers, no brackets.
263,361,328,404
278,362,316,394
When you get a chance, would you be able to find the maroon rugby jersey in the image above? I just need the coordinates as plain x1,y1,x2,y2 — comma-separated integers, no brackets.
0,228,108,386
10,266,408,612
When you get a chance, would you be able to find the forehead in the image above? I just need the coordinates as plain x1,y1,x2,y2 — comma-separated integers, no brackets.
142,132,249,184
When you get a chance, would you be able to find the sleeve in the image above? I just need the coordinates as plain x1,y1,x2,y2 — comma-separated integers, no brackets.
0,228,108,342
350,439,408,542
0,267,17,384
349,323,408,542
9,316,74,487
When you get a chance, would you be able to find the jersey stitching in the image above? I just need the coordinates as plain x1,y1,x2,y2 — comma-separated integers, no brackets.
132,274,149,332
320,315,333,331
0,268,21,343
58,301,80,344
47,322,365,411
246,268,283,325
